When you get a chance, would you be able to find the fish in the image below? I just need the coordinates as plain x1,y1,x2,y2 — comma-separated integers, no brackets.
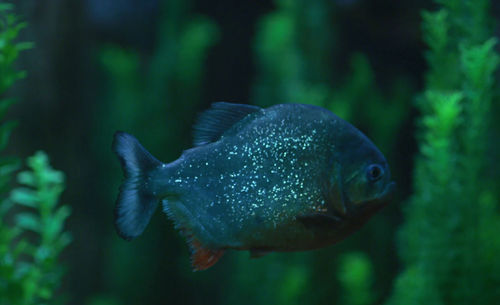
112,102,395,271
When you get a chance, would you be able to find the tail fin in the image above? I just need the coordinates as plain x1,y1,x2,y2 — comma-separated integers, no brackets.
112,131,162,240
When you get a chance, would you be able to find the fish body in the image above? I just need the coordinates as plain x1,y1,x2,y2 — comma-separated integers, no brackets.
113,103,395,270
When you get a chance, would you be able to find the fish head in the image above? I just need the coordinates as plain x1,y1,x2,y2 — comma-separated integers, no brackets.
332,126,395,216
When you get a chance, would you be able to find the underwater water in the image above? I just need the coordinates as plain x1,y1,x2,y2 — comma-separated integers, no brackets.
0,0,499,304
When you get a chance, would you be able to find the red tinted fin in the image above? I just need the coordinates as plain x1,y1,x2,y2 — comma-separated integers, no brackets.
190,239,224,271
163,204,224,270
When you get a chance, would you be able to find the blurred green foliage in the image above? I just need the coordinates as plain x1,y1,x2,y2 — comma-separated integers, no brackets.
96,0,219,157
92,0,220,304
252,0,336,108
387,0,500,304
338,253,374,305
230,1,335,303
0,5,30,302
0,3,32,99
1,152,70,305
3,0,500,304
253,0,412,155
232,1,413,304
0,3,31,155
0,5,70,305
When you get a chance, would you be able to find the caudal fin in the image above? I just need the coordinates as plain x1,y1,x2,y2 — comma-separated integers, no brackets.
112,131,162,240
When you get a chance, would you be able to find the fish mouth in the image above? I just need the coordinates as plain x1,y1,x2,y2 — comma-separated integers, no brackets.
361,181,396,210
379,181,396,201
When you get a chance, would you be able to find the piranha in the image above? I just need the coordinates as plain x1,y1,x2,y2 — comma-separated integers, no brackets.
113,102,395,271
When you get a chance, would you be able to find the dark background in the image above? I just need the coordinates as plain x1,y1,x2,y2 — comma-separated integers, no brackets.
5,0,500,304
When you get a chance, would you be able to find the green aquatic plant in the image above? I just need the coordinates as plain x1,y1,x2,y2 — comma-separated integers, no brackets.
1,152,70,305
0,4,32,98
94,0,219,303
241,1,413,304
97,0,219,156
252,0,336,108
0,4,71,304
226,2,335,304
0,8,29,299
338,252,375,305
387,0,500,304
0,3,31,155
252,0,412,154
328,53,412,154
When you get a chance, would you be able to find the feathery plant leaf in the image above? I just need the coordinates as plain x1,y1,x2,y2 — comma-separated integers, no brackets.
1,151,70,305
0,4,71,305
0,9,29,298
387,0,500,304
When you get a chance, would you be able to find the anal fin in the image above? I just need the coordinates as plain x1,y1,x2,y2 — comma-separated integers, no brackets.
190,239,224,271
163,200,224,271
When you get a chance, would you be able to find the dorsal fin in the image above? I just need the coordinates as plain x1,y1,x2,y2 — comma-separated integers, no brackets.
193,102,262,146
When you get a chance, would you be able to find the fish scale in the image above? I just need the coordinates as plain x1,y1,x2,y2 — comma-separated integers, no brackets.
160,106,331,246
112,102,395,270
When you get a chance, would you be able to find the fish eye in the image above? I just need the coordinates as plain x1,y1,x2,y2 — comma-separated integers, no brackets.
366,164,384,182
